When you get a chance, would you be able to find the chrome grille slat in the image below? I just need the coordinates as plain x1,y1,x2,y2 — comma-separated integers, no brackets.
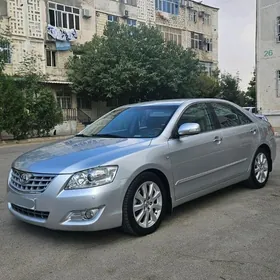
11,204,49,219
9,169,56,194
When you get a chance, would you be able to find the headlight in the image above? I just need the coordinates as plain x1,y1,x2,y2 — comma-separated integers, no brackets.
65,166,118,190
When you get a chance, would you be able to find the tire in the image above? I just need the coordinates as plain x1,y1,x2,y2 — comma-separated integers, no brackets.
122,172,167,236
245,147,270,189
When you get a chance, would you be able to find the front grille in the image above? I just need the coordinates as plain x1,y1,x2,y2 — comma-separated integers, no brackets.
11,204,49,219
9,169,56,194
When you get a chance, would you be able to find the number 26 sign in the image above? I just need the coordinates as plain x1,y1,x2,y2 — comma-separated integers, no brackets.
264,50,273,57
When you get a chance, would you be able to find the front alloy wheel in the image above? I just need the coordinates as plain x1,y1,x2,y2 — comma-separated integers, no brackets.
122,172,167,236
133,181,163,229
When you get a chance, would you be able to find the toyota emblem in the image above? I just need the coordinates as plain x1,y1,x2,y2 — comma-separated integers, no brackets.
19,173,32,184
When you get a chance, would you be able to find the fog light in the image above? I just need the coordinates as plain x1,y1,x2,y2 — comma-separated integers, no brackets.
84,209,99,220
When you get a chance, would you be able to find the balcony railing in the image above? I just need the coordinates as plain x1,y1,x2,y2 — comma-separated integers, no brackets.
77,108,91,125
62,108,77,121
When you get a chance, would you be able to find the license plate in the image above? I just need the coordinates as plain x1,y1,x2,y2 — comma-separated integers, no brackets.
9,193,35,209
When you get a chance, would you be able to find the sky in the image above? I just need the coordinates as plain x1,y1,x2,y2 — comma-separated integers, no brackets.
204,0,256,90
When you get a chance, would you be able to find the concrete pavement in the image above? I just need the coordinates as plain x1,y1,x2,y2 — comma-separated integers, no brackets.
1,141,280,280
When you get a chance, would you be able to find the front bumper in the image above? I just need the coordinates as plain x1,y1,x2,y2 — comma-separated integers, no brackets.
7,174,128,231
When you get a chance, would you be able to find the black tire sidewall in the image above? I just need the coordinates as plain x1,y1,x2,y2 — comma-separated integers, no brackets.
124,172,167,236
250,148,270,188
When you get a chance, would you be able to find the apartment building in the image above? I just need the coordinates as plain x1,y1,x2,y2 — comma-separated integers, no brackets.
256,0,280,131
155,0,219,75
0,0,219,135
94,0,219,75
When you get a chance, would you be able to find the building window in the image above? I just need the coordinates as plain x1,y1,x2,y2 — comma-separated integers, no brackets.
0,41,11,63
203,14,210,25
277,70,280,97
191,32,203,50
277,17,280,42
57,92,72,109
189,10,197,22
204,38,213,52
48,2,80,30
155,0,179,15
158,25,182,45
127,19,137,26
119,0,137,6
200,61,213,76
108,15,119,22
46,50,56,67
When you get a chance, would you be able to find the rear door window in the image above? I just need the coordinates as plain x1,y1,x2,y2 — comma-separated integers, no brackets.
211,102,252,128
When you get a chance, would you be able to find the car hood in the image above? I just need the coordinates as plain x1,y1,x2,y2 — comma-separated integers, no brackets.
12,137,152,174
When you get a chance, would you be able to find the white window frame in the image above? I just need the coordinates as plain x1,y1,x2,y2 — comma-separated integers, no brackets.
200,61,213,76
46,50,56,67
191,32,201,49
155,0,179,15
158,25,182,45
127,19,137,26
189,10,197,22
277,70,280,97
204,38,213,52
203,14,210,25
120,0,137,6
48,2,80,30
108,14,119,22
276,17,280,43
0,41,11,64
57,92,72,109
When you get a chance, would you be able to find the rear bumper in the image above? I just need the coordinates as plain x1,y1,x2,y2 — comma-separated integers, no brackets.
7,174,128,231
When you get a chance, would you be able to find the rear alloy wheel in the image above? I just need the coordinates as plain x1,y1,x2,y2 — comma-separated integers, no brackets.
122,172,167,236
246,148,270,189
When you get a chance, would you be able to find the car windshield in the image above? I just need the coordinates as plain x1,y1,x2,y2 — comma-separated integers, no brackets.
79,105,179,138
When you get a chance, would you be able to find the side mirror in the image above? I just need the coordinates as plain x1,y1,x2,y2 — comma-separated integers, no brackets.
178,123,201,136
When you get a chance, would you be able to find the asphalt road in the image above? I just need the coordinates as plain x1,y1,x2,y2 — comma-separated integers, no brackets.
1,141,280,280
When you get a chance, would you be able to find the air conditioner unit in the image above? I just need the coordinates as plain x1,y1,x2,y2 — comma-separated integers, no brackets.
122,10,129,18
198,11,205,17
82,9,91,18
187,1,194,9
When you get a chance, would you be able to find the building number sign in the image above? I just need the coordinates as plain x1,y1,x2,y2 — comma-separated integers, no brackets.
264,50,273,57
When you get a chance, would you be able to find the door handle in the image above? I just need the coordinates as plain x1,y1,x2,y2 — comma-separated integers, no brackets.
213,136,223,144
250,128,257,134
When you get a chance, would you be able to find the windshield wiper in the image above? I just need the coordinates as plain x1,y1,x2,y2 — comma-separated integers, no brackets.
91,134,123,138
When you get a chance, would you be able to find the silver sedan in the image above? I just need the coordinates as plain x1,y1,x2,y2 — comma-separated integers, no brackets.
7,99,277,236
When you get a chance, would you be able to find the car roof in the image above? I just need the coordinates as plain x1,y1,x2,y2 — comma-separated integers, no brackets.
123,98,236,107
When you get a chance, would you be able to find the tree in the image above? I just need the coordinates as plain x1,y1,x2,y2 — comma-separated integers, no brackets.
245,70,256,107
0,35,10,74
194,73,221,98
0,75,29,139
0,51,63,139
218,72,244,105
68,22,201,104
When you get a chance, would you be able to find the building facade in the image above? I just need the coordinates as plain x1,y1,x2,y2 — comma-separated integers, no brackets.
256,0,280,131
0,0,219,135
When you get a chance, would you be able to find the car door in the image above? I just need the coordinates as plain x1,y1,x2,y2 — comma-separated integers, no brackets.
209,102,259,181
168,102,224,200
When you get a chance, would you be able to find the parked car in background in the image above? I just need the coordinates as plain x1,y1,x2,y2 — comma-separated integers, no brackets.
7,99,276,236
243,107,268,122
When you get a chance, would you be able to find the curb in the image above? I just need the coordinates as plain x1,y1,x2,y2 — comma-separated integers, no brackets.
0,135,74,147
